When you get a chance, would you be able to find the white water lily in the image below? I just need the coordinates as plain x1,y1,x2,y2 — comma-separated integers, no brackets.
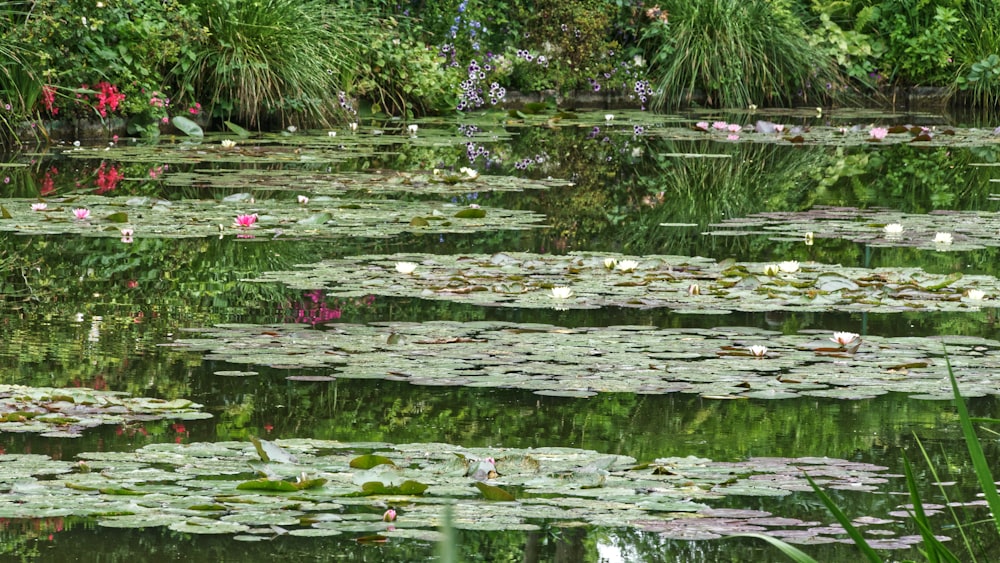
394,262,418,274
688,283,700,295
459,166,479,179
551,286,574,299
830,331,860,347
966,289,986,300
349,122,358,132
605,114,614,122
297,195,309,204
747,345,768,358
616,259,639,272
327,131,337,137
220,139,237,149
604,258,618,270
778,261,800,273
287,125,297,133
763,264,780,276
804,232,814,246
934,232,953,245
884,223,903,235
407,124,419,135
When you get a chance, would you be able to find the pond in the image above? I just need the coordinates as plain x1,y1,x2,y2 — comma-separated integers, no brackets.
2,109,1000,561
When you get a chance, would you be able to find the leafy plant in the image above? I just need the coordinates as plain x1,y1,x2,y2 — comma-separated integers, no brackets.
170,0,364,128
646,0,848,109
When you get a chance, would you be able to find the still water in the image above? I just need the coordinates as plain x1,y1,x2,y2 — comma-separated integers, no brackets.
2,109,1000,561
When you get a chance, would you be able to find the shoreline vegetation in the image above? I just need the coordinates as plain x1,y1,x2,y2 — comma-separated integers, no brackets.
2,0,999,144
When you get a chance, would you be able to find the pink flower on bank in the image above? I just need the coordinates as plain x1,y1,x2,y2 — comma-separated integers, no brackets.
73,208,90,220
234,213,258,228
869,127,888,141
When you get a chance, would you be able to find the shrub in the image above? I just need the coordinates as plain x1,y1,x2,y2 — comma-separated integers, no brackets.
170,0,364,128
646,0,848,109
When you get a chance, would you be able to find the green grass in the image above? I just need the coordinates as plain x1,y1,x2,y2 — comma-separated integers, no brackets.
172,0,365,128
646,0,847,110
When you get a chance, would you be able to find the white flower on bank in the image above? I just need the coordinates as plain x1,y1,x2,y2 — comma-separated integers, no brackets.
778,261,800,273
830,331,859,347
394,262,417,274
747,345,768,358
884,223,904,235
934,232,953,245
551,286,574,299
966,289,986,301
616,259,639,272
220,139,237,149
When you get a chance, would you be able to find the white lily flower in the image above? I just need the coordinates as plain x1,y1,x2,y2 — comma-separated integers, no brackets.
830,331,859,347
966,289,986,301
616,259,639,272
605,114,614,122
934,232,953,245
747,345,768,358
778,261,800,273
763,264,780,276
688,283,700,295
884,223,903,235
220,139,237,149
551,286,573,299
604,258,618,270
297,195,309,204
407,124,418,135
394,262,418,274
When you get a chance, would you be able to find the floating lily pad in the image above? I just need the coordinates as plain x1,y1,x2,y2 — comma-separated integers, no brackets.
0,385,208,438
0,438,923,546
248,251,1000,313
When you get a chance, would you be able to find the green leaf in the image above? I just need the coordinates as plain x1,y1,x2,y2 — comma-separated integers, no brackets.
410,216,430,227
473,482,515,501
236,478,298,492
224,121,251,138
454,209,486,219
104,212,129,223
359,480,428,496
349,454,396,470
297,212,332,225
730,533,819,563
171,115,204,137
0,205,11,219
804,473,883,563
250,437,298,464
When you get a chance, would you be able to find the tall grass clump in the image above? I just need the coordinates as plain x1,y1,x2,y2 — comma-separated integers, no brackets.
954,0,1000,111
645,0,847,109
172,0,365,128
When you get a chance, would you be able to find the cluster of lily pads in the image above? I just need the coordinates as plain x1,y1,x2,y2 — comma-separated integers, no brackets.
0,384,209,438
705,206,1000,251
1,436,958,548
167,320,1000,401
248,251,996,313
685,119,1000,147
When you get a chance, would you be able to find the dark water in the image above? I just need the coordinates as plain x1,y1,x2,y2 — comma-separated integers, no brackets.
3,112,1000,561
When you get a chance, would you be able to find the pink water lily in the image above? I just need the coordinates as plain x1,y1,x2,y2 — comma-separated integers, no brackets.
830,331,859,347
73,208,90,220
31,203,47,211
234,213,258,228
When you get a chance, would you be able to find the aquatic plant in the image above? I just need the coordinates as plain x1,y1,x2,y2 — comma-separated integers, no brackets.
645,0,847,109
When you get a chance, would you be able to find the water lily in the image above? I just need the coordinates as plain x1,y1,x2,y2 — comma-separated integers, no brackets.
695,121,709,130
688,283,700,295
220,139,237,149
349,122,358,132
297,195,309,204
869,127,888,141
966,289,986,300
31,203,47,211
804,232,814,246
395,262,418,274
551,286,573,299
121,235,133,244
120,228,134,237
233,213,258,228
830,331,859,347
605,114,614,122
407,124,418,135
778,261,800,273
747,345,768,358
884,223,903,235
727,134,739,141
383,508,397,522
327,131,337,137
459,167,479,180
763,264,780,276
727,123,742,133
934,232,953,245
712,121,728,131
604,258,618,270
616,259,639,272
73,208,90,220
287,125,297,133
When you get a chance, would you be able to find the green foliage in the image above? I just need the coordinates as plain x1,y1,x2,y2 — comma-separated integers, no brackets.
648,0,848,109
351,20,460,117
953,1,1000,110
169,0,364,128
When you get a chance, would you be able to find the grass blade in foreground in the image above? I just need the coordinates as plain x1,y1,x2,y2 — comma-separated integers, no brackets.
731,533,819,563
902,455,962,563
946,354,1000,537
804,473,883,563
